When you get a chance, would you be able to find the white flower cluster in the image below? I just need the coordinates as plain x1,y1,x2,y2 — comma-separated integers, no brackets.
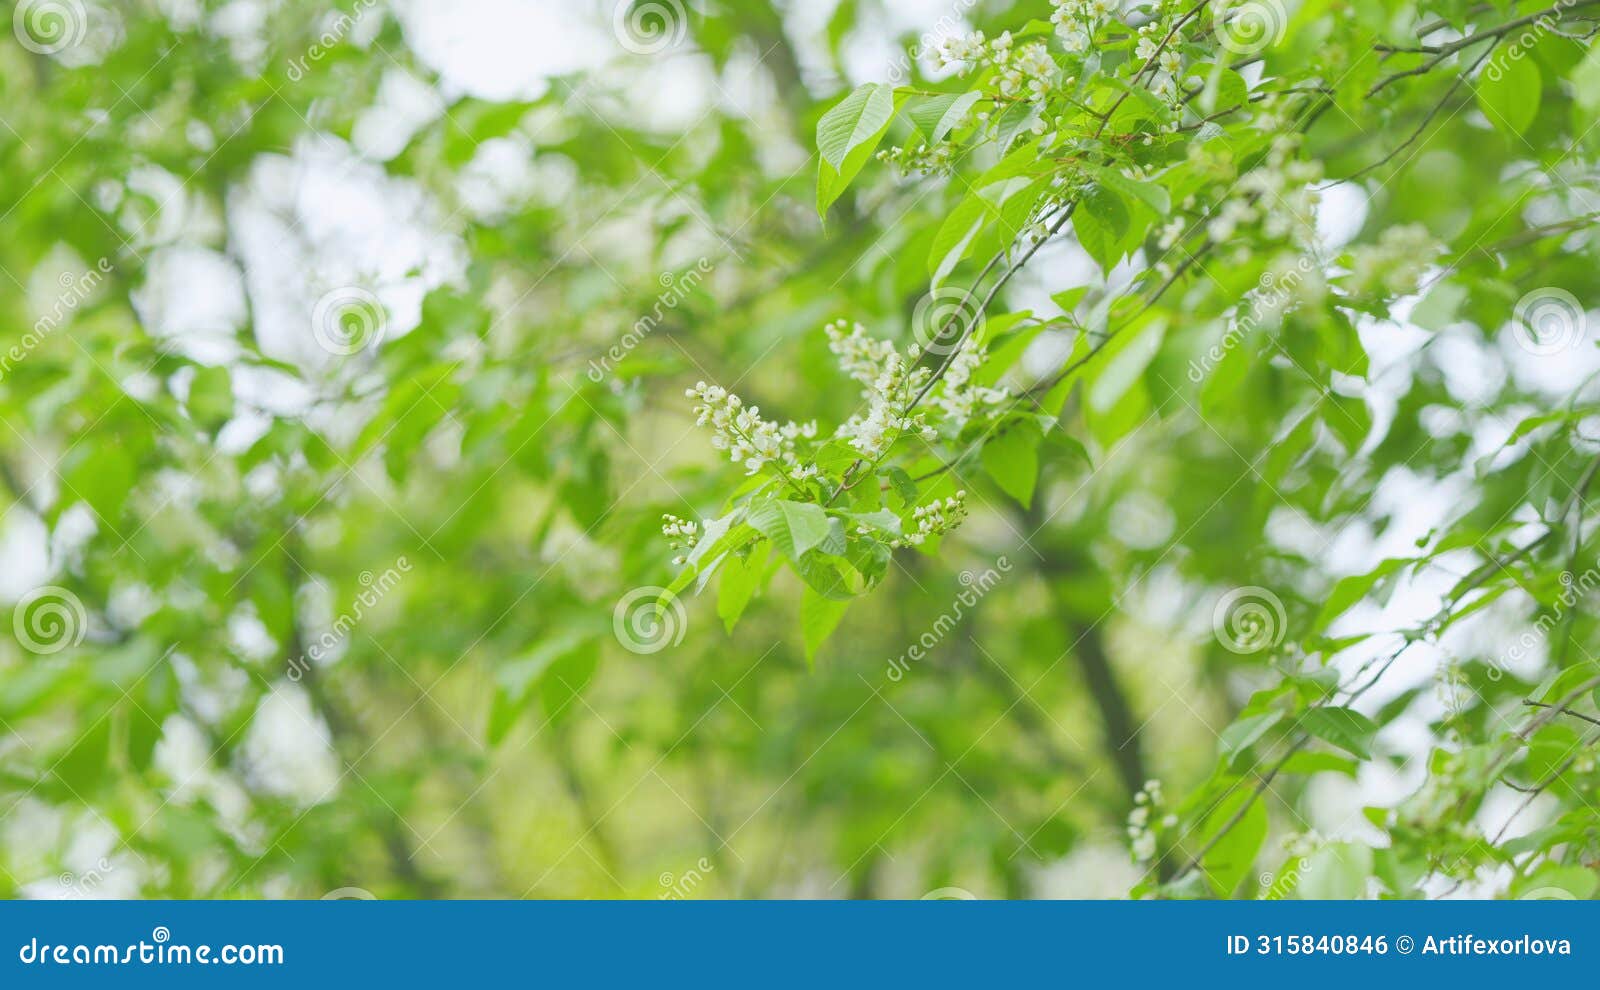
825,319,899,386
1134,20,1163,62
1131,13,1189,102
686,381,819,480
930,340,1009,426
1207,136,1324,248
826,319,940,457
935,31,1056,113
661,513,698,546
1127,778,1168,862
877,139,958,177
838,352,936,458
1052,0,1123,54
1348,223,1439,298
894,492,969,547
661,513,699,564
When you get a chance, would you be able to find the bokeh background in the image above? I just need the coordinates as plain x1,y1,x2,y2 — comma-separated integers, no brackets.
3,0,1600,899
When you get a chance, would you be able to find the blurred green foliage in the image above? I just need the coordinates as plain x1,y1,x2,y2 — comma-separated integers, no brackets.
3,0,1600,900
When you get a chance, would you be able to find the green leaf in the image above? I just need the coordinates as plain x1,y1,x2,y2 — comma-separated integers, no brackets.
1201,790,1268,896
980,418,1042,507
815,84,897,216
1072,184,1131,272
802,588,850,667
1090,166,1170,216
662,513,750,601
717,543,771,632
1195,64,1249,116
489,626,602,743
908,91,980,142
840,508,902,535
1218,711,1282,760
927,175,1045,284
1314,557,1412,628
817,83,895,168
747,499,833,560
1477,54,1541,138
1299,706,1378,760
885,467,919,505
1573,40,1600,113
